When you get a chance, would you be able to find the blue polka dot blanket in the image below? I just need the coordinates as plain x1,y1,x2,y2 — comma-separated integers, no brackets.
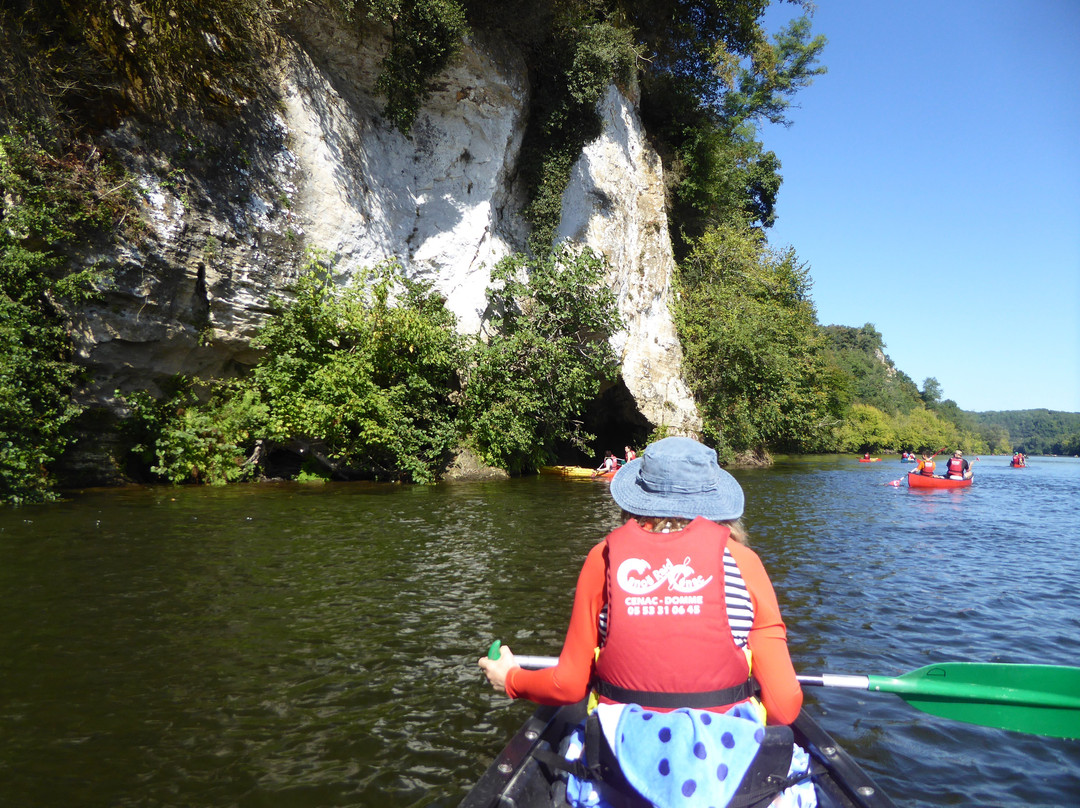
563,703,816,808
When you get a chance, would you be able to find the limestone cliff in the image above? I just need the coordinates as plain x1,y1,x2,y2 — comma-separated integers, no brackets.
67,10,700,479
557,84,700,437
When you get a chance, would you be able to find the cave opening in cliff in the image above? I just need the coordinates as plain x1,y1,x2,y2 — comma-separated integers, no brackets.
554,376,653,466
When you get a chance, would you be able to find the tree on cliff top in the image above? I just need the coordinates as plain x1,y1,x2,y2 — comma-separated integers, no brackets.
674,222,835,458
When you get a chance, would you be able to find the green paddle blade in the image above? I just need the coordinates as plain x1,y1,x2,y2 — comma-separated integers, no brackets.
867,663,1080,739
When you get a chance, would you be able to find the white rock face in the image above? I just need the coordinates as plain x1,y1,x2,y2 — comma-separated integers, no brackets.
281,26,529,333
556,84,702,436
70,13,701,468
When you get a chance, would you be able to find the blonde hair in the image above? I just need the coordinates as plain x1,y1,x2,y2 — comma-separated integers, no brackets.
621,512,748,546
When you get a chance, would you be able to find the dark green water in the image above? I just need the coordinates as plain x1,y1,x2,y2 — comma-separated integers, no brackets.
2,457,1078,807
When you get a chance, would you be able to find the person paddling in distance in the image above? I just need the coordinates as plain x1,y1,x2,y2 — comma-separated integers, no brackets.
624,445,637,464
592,450,619,478
479,436,812,808
944,450,973,480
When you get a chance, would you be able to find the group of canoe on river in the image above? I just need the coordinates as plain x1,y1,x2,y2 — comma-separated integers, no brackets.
864,449,975,488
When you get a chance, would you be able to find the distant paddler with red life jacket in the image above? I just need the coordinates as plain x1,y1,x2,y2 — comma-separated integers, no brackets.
591,450,618,478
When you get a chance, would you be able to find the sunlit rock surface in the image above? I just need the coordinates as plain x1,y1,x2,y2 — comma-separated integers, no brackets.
557,84,702,437
66,11,701,480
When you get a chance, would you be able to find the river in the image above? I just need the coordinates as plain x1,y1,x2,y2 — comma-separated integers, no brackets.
1,456,1077,807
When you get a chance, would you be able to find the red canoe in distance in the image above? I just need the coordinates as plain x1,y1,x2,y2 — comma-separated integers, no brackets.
907,472,973,489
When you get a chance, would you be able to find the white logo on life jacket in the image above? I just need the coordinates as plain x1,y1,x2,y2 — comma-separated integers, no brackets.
616,557,713,595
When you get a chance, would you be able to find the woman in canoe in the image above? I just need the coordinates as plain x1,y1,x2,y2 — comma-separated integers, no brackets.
479,436,811,808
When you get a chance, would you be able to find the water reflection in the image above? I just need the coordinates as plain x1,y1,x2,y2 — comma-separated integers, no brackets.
1,460,1079,806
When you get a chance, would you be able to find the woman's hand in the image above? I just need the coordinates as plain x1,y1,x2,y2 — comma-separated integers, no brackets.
478,645,518,692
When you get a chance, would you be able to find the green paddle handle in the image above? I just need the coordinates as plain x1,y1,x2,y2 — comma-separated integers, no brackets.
487,640,502,660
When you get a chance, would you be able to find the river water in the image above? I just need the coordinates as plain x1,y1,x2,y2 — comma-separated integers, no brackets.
1,456,1077,807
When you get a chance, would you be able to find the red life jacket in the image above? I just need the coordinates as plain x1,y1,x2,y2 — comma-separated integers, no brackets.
920,459,936,476
946,457,965,476
594,518,752,711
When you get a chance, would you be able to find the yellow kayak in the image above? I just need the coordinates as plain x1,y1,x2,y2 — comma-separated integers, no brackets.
538,465,615,479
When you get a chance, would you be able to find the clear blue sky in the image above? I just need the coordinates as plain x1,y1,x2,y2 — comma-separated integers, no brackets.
760,0,1080,413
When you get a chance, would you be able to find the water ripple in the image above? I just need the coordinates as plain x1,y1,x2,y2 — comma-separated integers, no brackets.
1,462,1078,806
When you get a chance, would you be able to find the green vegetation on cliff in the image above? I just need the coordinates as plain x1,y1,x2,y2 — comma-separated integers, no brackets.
674,223,834,460
118,248,621,485
817,324,989,455
0,126,131,504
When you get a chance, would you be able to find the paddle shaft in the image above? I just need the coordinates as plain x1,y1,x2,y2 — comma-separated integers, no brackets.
487,641,558,670
798,672,1080,710
509,662,1080,710
514,654,560,669
485,644,1080,739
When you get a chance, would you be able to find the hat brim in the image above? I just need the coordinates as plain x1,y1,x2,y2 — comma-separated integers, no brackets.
609,457,744,522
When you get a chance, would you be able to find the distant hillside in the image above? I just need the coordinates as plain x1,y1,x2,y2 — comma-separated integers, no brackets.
820,323,1079,456
970,410,1080,455
821,324,923,414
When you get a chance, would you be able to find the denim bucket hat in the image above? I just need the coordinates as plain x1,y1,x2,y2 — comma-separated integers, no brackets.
609,436,744,521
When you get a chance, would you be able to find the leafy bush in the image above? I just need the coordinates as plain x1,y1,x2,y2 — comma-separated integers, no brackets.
674,222,833,458
118,247,623,485
461,246,622,472
0,296,81,504
246,252,463,483
120,384,266,485
833,404,897,453
892,409,955,454
0,126,124,504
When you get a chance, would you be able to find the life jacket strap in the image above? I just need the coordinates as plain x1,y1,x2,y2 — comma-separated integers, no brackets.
593,678,754,710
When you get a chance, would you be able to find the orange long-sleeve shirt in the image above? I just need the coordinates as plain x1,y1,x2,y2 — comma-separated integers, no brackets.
505,532,803,725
